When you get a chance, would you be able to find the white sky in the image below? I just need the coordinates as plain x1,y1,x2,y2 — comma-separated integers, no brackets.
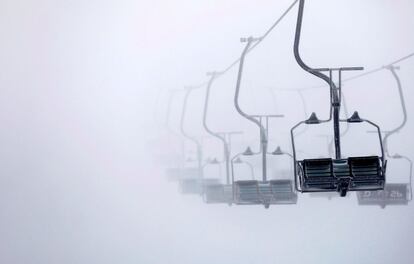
1,0,414,263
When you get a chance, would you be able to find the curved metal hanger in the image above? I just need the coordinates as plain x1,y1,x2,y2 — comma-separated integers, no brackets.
203,71,243,185
382,66,408,158
382,65,412,199
234,37,284,181
234,37,269,181
164,89,187,166
294,0,365,159
291,0,386,196
180,85,205,178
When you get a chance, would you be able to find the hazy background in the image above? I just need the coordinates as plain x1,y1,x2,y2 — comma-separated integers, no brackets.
1,0,414,263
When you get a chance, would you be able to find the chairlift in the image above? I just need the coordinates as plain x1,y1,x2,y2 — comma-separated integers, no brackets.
161,89,190,181
231,146,298,208
291,0,386,197
231,38,297,208
200,72,244,204
358,65,412,207
177,86,206,194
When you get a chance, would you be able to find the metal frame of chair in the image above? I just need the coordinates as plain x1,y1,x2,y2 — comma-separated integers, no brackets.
291,0,386,197
358,65,412,207
177,85,206,194
231,37,297,208
201,71,244,204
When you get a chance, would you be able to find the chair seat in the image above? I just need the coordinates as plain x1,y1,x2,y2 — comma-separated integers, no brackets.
357,183,409,207
234,180,297,205
298,156,385,195
270,180,298,203
204,184,233,204
234,180,261,204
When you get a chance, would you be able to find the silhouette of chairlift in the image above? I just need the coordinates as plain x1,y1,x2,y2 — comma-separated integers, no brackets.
203,156,255,204
230,37,298,208
358,65,412,207
199,72,244,205
178,86,221,195
291,0,386,197
162,89,191,181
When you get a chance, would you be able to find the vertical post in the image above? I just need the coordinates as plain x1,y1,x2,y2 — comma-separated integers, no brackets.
331,70,342,159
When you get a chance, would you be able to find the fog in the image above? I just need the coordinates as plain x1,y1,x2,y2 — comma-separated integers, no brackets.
1,0,414,263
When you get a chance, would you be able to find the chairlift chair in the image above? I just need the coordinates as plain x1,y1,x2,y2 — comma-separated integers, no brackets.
357,65,412,207
162,89,190,181
232,38,297,208
231,147,298,208
201,155,231,204
177,86,206,195
205,156,255,204
202,135,241,205
179,157,222,194
291,0,386,197
199,71,244,204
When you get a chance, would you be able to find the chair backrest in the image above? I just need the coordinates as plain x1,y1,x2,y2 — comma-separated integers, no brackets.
303,159,333,180
270,180,294,193
357,183,409,207
234,180,261,203
349,156,381,179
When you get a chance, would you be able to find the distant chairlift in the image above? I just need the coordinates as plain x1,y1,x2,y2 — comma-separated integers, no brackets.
178,86,220,194
231,37,298,209
358,65,412,207
291,0,386,197
201,72,243,205
163,89,191,181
